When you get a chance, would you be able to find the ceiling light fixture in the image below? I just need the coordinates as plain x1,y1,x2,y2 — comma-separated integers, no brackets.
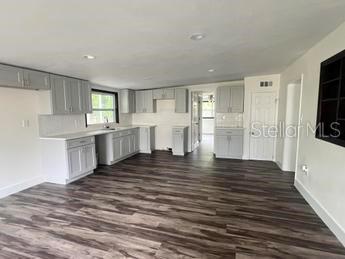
190,33,205,41
208,69,215,72
83,55,96,60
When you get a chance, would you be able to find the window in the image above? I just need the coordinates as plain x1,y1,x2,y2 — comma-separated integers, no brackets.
86,90,119,125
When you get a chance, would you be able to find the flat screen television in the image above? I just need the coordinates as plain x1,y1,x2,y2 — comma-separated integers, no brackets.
316,49,345,147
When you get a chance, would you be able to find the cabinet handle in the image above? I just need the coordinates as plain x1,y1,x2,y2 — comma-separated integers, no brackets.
44,77,48,86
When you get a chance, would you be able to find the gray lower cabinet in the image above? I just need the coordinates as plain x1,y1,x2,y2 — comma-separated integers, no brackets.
139,126,156,153
175,88,188,113
153,88,175,99
120,89,135,113
172,126,188,156
97,128,140,165
42,136,97,185
135,90,156,113
214,128,243,159
216,85,244,113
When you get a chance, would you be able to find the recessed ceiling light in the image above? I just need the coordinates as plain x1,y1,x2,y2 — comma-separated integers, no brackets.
83,55,96,60
190,33,205,41
208,69,215,72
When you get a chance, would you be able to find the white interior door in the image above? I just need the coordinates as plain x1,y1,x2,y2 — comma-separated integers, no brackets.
250,92,277,161
191,92,202,150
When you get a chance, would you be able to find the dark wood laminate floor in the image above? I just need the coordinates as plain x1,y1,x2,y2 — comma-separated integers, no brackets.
0,142,345,258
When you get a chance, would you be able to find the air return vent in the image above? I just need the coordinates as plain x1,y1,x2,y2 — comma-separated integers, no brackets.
260,81,273,87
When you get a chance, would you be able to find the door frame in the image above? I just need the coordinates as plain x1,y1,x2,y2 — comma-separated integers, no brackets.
190,91,203,151
249,91,278,161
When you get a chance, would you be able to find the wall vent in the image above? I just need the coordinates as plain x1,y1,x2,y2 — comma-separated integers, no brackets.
260,81,273,87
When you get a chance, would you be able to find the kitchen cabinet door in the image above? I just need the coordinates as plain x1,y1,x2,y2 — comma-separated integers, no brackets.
215,135,229,158
68,147,83,178
24,70,50,90
69,79,82,114
172,133,183,154
81,81,92,113
113,137,122,161
120,89,135,113
0,64,23,88
230,86,244,113
229,135,243,159
51,75,70,114
135,91,145,112
144,90,154,112
175,88,188,113
83,144,96,172
120,136,130,156
216,86,231,113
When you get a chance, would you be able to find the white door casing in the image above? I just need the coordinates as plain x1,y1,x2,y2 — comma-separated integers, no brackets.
249,92,277,161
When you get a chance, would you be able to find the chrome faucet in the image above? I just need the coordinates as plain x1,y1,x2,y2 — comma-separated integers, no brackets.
103,117,110,129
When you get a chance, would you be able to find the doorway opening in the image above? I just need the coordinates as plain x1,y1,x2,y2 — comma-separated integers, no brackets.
190,91,215,158
201,93,215,153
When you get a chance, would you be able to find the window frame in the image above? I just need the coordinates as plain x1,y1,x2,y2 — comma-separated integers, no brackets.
86,89,119,127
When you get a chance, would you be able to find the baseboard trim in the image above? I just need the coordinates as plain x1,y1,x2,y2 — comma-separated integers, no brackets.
0,175,45,199
295,179,345,247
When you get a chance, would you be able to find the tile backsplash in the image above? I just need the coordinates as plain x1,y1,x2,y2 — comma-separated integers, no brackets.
215,113,243,127
38,113,132,136
38,114,86,136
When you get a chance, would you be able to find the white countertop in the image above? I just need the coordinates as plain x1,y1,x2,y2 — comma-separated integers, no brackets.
172,125,189,128
215,126,244,129
40,125,156,141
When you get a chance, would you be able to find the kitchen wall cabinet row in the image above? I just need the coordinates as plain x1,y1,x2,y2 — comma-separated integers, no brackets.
0,63,92,115
120,88,188,114
216,85,244,113
0,64,50,90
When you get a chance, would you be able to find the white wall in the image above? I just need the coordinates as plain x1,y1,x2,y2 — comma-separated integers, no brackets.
243,74,281,160
0,88,43,198
276,21,345,245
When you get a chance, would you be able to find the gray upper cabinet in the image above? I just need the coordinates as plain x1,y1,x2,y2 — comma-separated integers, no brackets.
175,88,188,113
0,64,23,88
50,76,91,115
70,78,82,114
23,70,50,90
153,88,175,99
51,75,70,114
136,90,155,113
216,85,244,113
216,86,231,113
81,81,92,113
230,86,244,113
120,89,135,113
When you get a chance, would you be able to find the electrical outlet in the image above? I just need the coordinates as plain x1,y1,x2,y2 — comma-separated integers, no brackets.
21,120,30,128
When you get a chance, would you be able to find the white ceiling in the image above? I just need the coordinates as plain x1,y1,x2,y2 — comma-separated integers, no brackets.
1,0,345,89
